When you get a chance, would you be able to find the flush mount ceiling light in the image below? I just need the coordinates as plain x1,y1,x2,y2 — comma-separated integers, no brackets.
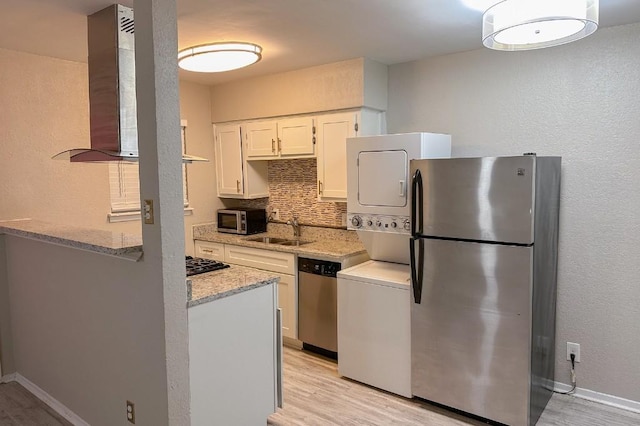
177,42,262,72
482,0,599,51
461,0,501,11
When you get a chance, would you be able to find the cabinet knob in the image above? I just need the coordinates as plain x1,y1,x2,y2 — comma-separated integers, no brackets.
271,139,276,153
236,180,241,193
278,138,282,152
318,180,323,195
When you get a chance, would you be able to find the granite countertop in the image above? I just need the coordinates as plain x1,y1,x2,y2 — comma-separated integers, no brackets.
187,264,278,307
0,219,143,260
193,223,367,262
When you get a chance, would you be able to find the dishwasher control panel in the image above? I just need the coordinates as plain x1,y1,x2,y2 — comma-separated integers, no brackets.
298,258,341,278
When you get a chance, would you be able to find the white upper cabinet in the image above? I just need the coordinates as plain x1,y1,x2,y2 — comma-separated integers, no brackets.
244,121,278,158
214,124,269,199
214,109,383,200
215,124,244,197
278,117,315,157
316,109,383,201
245,117,315,159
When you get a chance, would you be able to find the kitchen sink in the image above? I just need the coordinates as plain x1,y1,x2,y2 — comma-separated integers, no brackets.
277,240,313,246
245,236,289,244
244,236,313,246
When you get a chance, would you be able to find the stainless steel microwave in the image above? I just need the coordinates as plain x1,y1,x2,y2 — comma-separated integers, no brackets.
217,208,267,235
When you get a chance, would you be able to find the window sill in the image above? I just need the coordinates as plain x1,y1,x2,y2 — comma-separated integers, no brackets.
108,208,194,223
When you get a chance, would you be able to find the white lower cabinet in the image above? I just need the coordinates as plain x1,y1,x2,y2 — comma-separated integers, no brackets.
224,244,297,340
189,283,280,425
195,240,298,340
193,240,224,261
276,272,296,339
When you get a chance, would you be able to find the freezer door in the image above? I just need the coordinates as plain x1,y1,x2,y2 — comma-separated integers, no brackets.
410,156,535,244
411,238,532,426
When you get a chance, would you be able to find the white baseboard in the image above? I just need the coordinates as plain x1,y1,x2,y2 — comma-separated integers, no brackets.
1,372,17,384
554,381,640,414
10,373,90,426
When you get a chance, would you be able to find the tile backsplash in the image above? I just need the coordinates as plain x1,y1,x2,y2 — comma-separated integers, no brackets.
224,158,346,228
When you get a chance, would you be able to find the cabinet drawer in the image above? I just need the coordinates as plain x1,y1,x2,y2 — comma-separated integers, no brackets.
194,241,225,261
225,245,296,275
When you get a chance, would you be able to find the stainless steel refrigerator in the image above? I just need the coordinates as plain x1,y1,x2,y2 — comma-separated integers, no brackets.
409,155,561,426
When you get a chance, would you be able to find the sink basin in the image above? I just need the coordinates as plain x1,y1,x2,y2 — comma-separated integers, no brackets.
244,236,289,244
277,240,313,246
244,236,313,246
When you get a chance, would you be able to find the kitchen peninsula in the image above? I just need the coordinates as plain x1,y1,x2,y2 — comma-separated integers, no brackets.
0,219,281,425
0,219,143,259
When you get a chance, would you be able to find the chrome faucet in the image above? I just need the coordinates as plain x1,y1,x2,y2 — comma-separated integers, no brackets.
287,217,300,238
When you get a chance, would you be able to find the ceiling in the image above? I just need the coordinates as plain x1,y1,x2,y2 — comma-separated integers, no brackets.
2,0,640,86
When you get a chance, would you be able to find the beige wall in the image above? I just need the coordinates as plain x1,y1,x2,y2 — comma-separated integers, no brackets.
3,235,175,425
387,23,640,401
0,48,218,255
0,46,220,421
179,80,222,255
0,47,114,228
209,57,387,123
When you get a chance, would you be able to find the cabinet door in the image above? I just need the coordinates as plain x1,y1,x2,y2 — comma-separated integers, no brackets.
276,273,297,340
244,121,278,158
194,241,225,261
278,117,315,157
224,245,296,275
189,283,277,424
214,124,244,196
316,112,358,200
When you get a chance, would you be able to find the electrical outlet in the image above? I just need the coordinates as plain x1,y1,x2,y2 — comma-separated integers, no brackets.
143,199,154,225
567,342,581,363
126,400,135,424
272,209,280,221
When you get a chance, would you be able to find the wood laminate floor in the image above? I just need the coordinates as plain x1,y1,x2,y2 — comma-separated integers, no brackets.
268,347,640,426
0,382,71,426
2,348,639,425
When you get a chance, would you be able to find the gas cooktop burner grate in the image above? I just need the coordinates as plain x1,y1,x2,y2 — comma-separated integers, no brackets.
186,256,230,276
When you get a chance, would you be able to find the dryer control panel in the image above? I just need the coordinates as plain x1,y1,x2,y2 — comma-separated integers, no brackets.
347,213,411,234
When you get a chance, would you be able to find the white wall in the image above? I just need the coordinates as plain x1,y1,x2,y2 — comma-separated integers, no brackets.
209,57,387,123
387,23,640,401
0,48,218,255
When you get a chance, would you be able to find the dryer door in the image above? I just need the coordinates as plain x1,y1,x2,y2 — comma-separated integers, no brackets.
357,150,408,207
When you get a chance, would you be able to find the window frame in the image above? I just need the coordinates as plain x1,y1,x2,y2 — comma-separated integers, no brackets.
107,120,192,223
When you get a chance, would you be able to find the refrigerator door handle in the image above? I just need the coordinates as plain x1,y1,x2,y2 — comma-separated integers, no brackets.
411,169,424,236
410,237,424,304
276,307,283,408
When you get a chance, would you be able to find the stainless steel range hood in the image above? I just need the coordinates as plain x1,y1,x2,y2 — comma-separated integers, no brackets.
53,4,207,163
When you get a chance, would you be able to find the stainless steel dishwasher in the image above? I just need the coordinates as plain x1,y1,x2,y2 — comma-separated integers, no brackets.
298,257,341,358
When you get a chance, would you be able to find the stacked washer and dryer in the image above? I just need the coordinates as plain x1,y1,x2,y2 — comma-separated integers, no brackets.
337,133,451,397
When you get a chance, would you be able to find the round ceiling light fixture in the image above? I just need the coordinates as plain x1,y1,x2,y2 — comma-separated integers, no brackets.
461,0,501,11
178,42,263,73
482,0,599,51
